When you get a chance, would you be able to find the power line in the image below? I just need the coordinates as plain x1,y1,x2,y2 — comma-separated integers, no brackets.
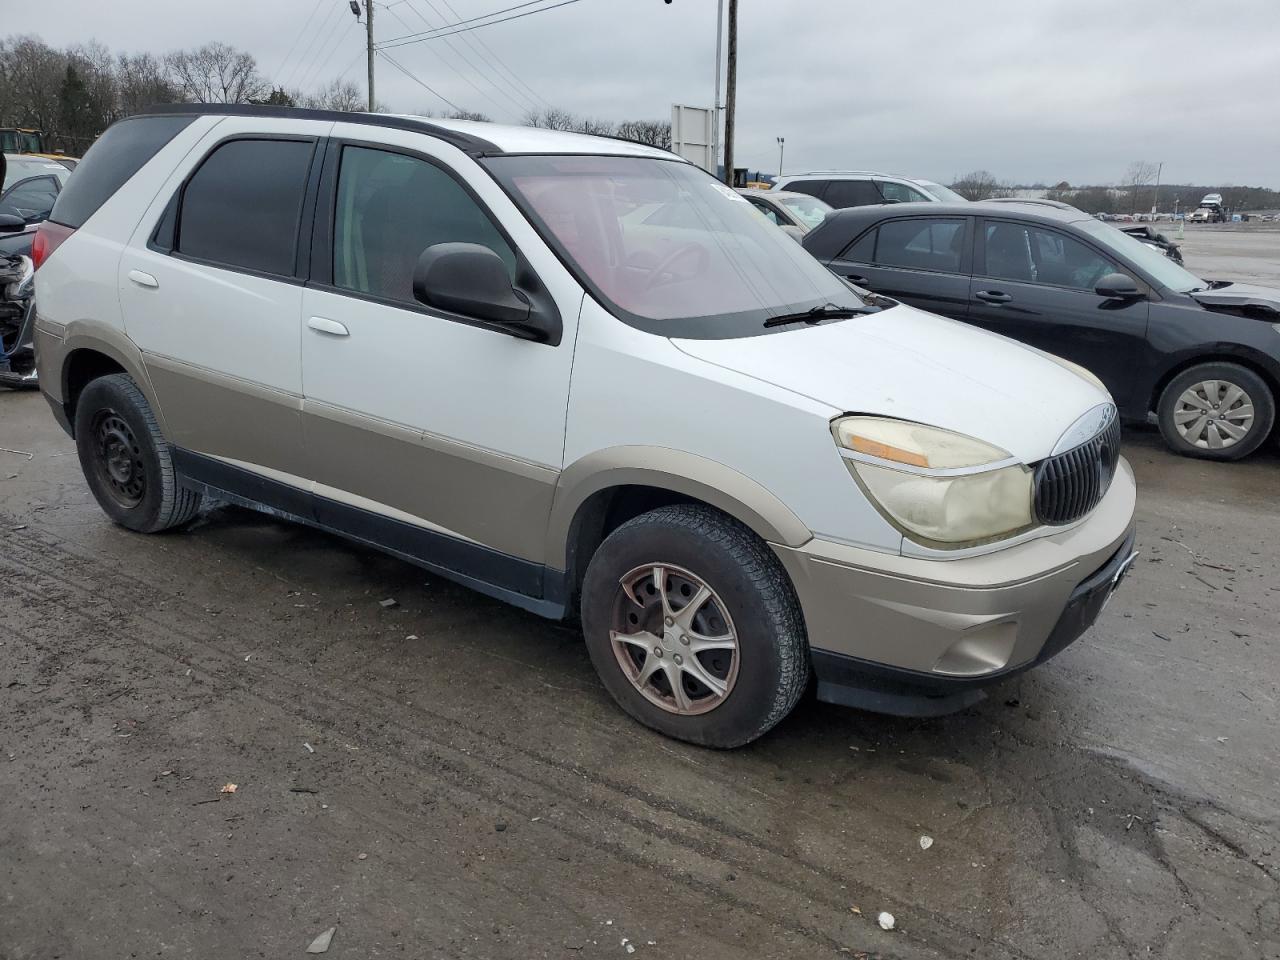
377,0,551,45
433,0,554,110
282,0,344,89
376,48,467,114
275,0,329,87
379,2,515,117
398,0,535,116
299,15,361,92
377,0,588,50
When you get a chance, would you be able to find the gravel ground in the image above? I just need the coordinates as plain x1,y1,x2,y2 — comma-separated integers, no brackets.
1,381,1278,958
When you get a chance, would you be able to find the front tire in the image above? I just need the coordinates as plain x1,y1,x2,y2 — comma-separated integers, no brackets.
74,373,202,532
580,504,808,748
1156,362,1274,460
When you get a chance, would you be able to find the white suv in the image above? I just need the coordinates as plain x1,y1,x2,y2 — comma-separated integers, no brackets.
33,106,1136,746
772,171,966,208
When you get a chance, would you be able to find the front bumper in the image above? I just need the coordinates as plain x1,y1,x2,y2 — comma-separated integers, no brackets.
772,459,1137,716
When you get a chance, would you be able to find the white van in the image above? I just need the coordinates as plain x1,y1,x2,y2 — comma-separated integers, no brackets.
32,107,1136,747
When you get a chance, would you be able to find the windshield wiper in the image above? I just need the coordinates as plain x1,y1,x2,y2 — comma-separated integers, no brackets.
763,303,866,328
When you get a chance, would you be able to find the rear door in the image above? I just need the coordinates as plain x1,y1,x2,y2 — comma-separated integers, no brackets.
968,218,1150,409
119,117,326,479
827,215,973,318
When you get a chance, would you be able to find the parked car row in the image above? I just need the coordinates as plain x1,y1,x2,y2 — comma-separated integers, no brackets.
800,201,1279,460
30,106,1139,746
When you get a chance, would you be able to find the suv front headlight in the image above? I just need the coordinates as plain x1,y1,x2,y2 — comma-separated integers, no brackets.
833,417,1034,547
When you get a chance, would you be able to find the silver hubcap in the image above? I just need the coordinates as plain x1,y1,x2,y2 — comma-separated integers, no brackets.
609,563,739,716
1173,379,1254,450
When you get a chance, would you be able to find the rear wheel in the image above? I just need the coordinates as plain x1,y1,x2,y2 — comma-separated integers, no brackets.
74,373,202,532
581,504,808,748
1156,363,1274,460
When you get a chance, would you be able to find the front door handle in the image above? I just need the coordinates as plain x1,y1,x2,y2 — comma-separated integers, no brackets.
127,269,158,289
974,290,1012,303
307,316,349,337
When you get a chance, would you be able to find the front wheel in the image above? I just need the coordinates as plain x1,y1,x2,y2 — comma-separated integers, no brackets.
1156,362,1275,460
580,504,808,748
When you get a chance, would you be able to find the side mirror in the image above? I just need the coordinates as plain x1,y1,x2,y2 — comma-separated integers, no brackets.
412,242,559,343
1095,273,1142,299
0,212,25,233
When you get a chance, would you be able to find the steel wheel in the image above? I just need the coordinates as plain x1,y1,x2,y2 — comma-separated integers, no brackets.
90,409,146,508
609,563,739,716
1172,379,1254,451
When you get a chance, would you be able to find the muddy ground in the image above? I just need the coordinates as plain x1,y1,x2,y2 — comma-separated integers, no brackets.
2,322,1278,956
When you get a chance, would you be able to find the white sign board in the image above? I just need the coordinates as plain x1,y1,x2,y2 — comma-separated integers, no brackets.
671,104,714,174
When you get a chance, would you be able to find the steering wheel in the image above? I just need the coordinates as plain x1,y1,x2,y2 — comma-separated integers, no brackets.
643,242,709,290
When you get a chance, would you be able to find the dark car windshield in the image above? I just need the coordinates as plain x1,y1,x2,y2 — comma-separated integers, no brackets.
1078,219,1204,293
483,154,864,336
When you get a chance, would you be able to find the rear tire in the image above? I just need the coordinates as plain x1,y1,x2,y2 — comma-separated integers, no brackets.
580,504,808,748
1156,362,1274,461
74,373,202,532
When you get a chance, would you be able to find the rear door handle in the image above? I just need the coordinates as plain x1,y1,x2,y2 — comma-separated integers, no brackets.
307,316,349,337
845,274,869,285
974,290,1012,303
127,270,158,289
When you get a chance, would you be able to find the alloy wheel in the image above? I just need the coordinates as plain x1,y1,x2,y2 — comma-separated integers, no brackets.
609,563,739,716
1172,379,1255,451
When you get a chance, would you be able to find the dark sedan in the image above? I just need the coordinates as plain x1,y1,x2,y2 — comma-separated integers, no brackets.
803,202,1280,460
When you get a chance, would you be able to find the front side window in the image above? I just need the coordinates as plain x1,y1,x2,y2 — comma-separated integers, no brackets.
483,155,864,335
984,221,1119,290
877,181,929,204
177,138,314,276
746,197,784,225
874,218,966,273
333,146,515,304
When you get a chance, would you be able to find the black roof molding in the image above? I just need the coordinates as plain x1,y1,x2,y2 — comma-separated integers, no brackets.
137,103,503,158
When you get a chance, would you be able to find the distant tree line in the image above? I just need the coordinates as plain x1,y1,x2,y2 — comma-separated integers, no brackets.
1,33,672,157
953,162,1280,214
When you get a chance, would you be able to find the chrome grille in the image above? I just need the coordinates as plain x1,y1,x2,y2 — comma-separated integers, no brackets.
1033,412,1122,525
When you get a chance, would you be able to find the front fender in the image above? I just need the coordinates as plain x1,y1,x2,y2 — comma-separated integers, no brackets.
545,445,812,570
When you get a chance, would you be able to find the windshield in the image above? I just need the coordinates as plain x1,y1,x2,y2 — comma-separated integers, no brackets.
1078,219,1204,293
779,194,833,230
916,180,967,203
483,155,863,335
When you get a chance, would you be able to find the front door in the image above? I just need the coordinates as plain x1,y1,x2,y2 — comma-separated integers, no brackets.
967,218,1150,410
827,216,972,318
299,126,583,576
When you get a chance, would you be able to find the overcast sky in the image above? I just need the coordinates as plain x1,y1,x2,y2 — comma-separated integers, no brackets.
9,0,1280,187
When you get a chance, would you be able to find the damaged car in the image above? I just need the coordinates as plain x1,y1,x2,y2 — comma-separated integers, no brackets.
803,201,1280,459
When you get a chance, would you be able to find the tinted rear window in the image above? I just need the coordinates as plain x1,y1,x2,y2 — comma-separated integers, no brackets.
49,114,194,228
781,180,825,199
176,138,314,276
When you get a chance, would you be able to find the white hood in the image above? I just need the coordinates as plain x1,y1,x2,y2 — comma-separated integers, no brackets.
672,304,1110,464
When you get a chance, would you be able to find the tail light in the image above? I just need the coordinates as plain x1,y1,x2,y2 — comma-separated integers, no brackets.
31,221,75,270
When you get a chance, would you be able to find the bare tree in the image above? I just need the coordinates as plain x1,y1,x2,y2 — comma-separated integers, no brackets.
521,106,577,131
1121,160,1159,213
0,35,67,131
442,109,489,122
302,77,365,112
116,51,180,114
950,170,1013,201
164,42,266,104
616,119,671,149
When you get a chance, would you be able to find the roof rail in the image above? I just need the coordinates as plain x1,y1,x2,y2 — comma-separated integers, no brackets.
137,102,503,158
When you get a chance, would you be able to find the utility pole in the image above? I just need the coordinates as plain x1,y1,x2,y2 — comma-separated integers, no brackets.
776,136,784,178
712,0,724,176
722,0,737,186
365,0,376,111
1152,160,1163,215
